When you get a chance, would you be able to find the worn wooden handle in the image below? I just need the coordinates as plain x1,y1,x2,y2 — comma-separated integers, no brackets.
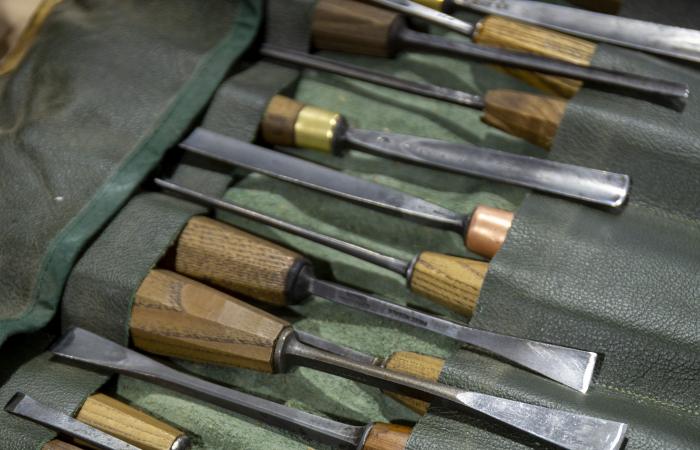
408,252,488,317
473,15,597,98
570,0,621,14
174,216,307,306
41,441,82,450
312,0,404,57
131,269,289,372
261,95,343,152
76,394,188,450
482,89,567,149
383,352,445,415
363,423,412,450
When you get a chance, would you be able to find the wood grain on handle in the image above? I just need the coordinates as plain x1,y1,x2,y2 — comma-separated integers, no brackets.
408,252,487,317
312,0,403,57
362,423,412,450
482,89,567,149
41,441,82,450
569,0,621,14
131,269,289,372
473,15,597,98
383,352,445,415
261,95,305,147
76,394,186,450
174,216,307,306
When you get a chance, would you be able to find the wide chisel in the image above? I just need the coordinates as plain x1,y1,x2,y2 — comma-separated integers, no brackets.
52,327,627,450
258,95,629,207
261,45,568,149
140,198,596,391
311,0,688,107
409,0,700,65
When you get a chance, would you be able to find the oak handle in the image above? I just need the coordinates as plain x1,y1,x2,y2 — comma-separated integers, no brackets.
408,252,488,317
174,216,308,306
41,441,83,450
312,0,404,57
131,269,289,372
261,95,343,153
570,0,621,14
76,394,188,450
473,15,597,98
482,89,567,150
363,423,412,450
383,352,445,415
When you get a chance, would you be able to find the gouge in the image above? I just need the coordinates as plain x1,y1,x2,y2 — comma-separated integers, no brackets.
311,0,688,108
6,392,190,450
54,301,628,449
258,94,629,207
261,44,568,149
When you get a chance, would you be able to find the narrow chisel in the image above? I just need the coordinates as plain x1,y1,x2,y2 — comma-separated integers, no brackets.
52,327,627,450
310,0,688,108
408,0,700,65
258,94,630,207
261,44,568,149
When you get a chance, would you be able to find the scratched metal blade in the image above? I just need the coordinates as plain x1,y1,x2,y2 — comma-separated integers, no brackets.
51,328,369,449
455,0,700,63
368,0,475,35
345,128,630,207
181,128,467,231
307,277,596,393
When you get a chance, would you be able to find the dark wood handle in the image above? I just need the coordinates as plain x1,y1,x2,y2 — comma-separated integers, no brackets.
174,216,307,306
76,394,187,450
408,252,488,317
570,0,621,14
473,15,597,98
362,423,412,450
383,352,445,415
312,0,404,57
130,269,289,372
260,95,305,147
482,89,567,150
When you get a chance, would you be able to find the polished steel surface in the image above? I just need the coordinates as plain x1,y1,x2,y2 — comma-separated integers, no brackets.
51,328,369,449
5,392,139,450
368,0,475,35
282,332,627,450
260,45,486,110
344,128,630,207
455,0,700,63
180,128,468,233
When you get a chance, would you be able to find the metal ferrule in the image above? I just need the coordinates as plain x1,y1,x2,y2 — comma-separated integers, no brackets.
294,105,344,153
272,327,297,373
170,435,193,450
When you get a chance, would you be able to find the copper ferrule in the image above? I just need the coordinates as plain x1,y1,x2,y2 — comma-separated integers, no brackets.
294,105,343,153
466,205,514,259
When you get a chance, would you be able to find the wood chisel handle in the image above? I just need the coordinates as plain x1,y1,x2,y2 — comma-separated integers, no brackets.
173,216,309,306
130,269,290,372
407,251,488,317
75,394,189,450
41,441,82,450
382,351,445,415
363,423,413,450
569,0,621,14
472,15,597,98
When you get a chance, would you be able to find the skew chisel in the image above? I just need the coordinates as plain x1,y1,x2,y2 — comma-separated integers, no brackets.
52,327,628,450
310,0,688,108
405,0,700,65
258,94,629,207
142,192,595,392
5,392,190,450
261,44,568,149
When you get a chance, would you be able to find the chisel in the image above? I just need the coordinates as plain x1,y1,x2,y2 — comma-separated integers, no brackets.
406,0,700,65
140,198,595,391
261,44,568,149
258,94,629,207
6,392,190,450
52,327,627,450
310,0,688,108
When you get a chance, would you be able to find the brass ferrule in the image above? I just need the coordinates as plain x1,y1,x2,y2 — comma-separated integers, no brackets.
413,0,445,11
466,205,514,259
294,105,343,153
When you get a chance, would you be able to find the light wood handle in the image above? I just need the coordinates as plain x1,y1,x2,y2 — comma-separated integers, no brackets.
76,394,188,450
362,423,412,450
174,216,308,306
41,441,83,450
131,269,289,372
482,89,567,149
312,0,404,57
408,252,488,317
570,0,621,14
473,15,597,98
383,352,445,415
